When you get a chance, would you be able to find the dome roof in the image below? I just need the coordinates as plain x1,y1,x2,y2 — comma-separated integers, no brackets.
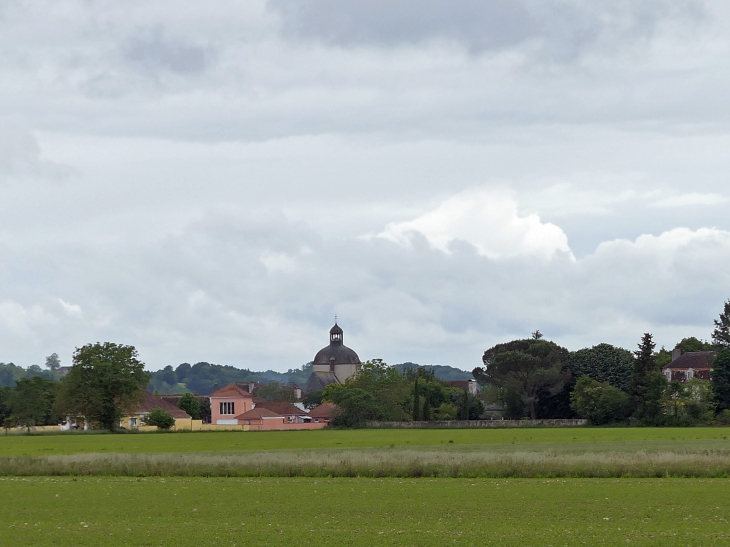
314,344,361,365
314,322,360,365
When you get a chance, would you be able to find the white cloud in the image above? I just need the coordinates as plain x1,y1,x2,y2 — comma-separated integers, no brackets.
378,188,572,260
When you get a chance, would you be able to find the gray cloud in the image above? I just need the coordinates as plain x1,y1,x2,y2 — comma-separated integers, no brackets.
269,0,705,59
123,26,214,75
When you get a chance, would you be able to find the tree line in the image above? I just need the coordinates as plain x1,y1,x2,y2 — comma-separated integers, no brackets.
471,301,730,426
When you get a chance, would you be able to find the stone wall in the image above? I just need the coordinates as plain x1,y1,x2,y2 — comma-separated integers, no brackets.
366,419,587,428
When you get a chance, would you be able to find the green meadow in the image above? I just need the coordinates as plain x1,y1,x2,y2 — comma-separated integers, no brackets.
2,427,729,457
3,476,729,546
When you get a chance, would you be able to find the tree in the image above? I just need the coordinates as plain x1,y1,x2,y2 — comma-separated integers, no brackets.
303,390,323,410
255,382,296,403
144,407,176,430
662,378,715,425
476,338,569,420
55,342,150,431
711,349,730,412
177,393,201,420
412,373,420,420
712,300,730,349
563,343,634,393
45,353,61,372
9,376,58,430
676,337,714,353
324,386,383,427
570,376,630,425
630,333,667,424
0,386,11,428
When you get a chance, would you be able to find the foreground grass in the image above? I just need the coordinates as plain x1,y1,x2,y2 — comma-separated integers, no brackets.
3,476,729,546
2,427,730,457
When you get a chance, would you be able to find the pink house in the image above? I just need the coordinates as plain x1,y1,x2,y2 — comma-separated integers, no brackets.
235,407,287,430
209,383,255,425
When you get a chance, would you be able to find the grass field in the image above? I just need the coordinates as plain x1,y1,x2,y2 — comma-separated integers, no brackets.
3,476,729,546
1,426,729,457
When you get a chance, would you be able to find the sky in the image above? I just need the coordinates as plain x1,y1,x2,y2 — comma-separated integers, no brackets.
1,0,729,372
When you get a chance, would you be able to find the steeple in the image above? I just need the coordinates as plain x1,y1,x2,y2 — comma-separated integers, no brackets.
329,322,343,345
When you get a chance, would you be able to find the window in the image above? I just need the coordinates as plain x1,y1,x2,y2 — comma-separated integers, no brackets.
220,402,235,415
687,368,694,380
130,417,138,427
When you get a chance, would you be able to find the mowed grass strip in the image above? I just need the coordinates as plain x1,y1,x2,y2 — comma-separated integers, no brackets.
3,477,730,546
2,427,730,457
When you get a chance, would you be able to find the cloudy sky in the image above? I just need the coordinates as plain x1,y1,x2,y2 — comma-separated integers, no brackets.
1,0,729,372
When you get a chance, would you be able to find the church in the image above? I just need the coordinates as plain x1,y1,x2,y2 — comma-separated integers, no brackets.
303,322,361,393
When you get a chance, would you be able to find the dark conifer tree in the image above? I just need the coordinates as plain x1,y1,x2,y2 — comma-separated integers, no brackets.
712,300,730,349
630,333,666,424
412,373,420,421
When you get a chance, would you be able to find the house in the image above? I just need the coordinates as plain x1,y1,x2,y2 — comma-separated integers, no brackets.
303,322,361,393
307,402,337,424
662,348,715,383
209,383,255,425
252,401,310,423
234,407,287,430
449,379,479,396
121,391,192,430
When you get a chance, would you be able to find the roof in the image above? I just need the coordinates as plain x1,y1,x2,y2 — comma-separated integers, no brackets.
314,344,360,365
308,402,337,419
128,391,192,419
209,383,255,398
664,351,716,370
303,371,340,393
449,381,471,390
235,407,284,420
253,401,308,416
314,322,360,365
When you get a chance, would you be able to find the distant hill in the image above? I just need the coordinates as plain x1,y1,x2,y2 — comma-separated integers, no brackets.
392,363,474,381
148,362,314,395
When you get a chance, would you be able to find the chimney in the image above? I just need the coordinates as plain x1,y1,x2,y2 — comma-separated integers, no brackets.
249,382,255,393
671,348,682,362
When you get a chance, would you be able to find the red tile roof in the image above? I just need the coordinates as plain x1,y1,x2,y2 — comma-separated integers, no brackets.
308,402,337,419
235,407,283,420
253,402,308,416
664,351,716,370
129,391,192,419
210,383,255,398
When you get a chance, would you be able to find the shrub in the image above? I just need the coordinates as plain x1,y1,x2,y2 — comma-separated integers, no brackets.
433,403,458,420
570,376,630,425
143,407,175,430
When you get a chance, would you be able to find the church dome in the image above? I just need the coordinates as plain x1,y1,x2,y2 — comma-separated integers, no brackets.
313,322,361,365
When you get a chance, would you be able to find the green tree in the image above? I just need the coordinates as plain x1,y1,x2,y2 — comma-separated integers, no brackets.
711,349,730,412
676,337,714,353
662,378,715,425
476,338,569,420
303,390,323,410
563,343,634,393
570,375,631,425
712,300,730,349
0,386,11,427
412,373,420,420
143,407,175,430
324,386,383,427
45,353,61,372
349,359,411,421
55,342,150,431
177,393,201,419
256,381,296,403
631,333,667,424
9,376,58,430
434,402,458,420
